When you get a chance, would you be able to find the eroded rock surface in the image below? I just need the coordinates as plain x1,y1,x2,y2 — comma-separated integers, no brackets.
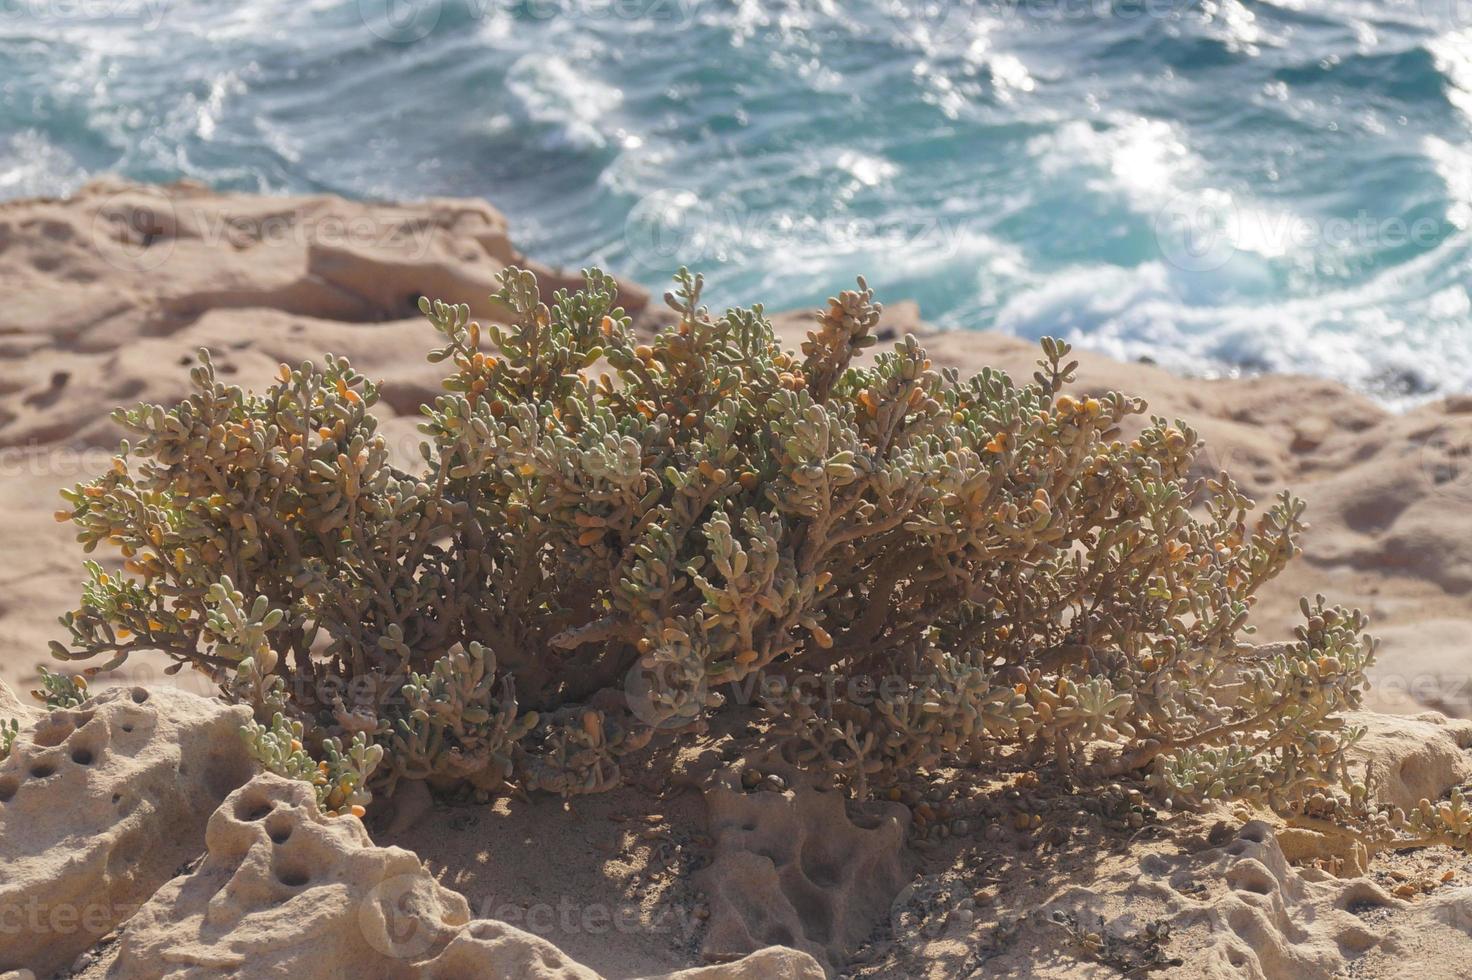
106,774,822,980
0,686,254,975
1346,709,1472,811
0,679,38,728
695,764,910,975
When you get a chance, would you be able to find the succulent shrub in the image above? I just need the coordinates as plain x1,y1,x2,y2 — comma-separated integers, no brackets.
241,712,382,816
0,718,16,761
52,266,1376,817
33,666,88,710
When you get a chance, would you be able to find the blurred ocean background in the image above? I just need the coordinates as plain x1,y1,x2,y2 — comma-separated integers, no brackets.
3,0,1472,399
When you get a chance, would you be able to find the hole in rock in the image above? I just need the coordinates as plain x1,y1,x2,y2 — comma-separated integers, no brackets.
1229,871,1275,896
801,855,842,889
71,747,94,766
0,777,17,802
266,816,294,844
1337,926,1379,955
1237,824,1268,844
1340,882,1396,914
764,925,796,947
29,763,55,779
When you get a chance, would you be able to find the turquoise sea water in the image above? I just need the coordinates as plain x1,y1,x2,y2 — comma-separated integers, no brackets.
4,0,1472,398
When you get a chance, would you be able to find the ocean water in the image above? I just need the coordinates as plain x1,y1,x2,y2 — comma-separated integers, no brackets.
3,0,1472,399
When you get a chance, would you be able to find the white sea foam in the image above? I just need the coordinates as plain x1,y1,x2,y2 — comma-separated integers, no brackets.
1429,29,1472,123
0,0,1469,403
506,53,623,151
0,130,85,198
1425,135,1472,230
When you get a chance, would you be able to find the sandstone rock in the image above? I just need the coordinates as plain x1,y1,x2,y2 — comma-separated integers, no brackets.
109,773,593,979
0,686,255,975
108,773,822,980
647,947,823,979
0,679,38,729
1010,819,1407,980
1346,709,1472,811
1188,820,1402,978
694,764,909,975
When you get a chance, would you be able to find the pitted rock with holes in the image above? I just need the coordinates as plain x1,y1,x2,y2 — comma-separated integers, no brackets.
107,773,824,980
0,685,254,975
694,763,910,976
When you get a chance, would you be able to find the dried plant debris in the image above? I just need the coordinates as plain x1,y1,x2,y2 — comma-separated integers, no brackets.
1048,910,1184,975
